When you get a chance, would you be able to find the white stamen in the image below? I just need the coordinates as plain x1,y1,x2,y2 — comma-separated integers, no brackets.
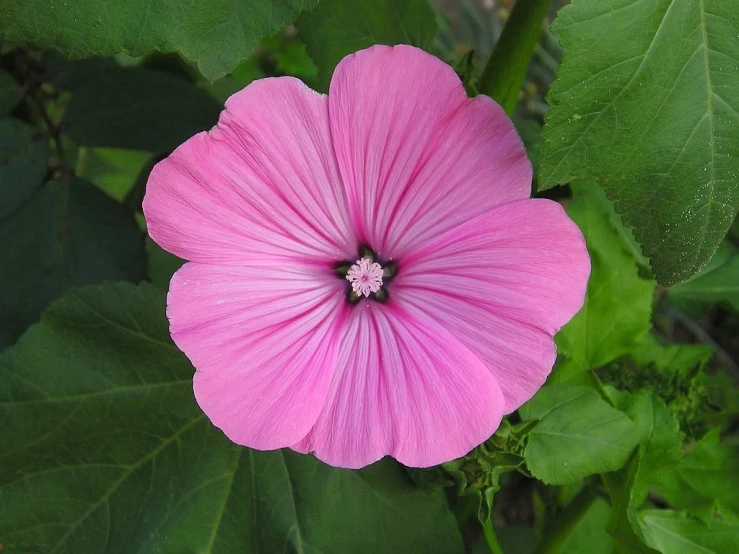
346,258,384,297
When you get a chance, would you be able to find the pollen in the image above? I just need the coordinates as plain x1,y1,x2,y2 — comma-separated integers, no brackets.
346,258,384,297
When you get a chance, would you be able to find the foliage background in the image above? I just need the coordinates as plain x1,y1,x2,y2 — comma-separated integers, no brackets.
0,0,738,552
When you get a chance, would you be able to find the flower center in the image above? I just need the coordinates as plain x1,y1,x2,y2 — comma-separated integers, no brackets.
335,245,397,304
346,258,384,297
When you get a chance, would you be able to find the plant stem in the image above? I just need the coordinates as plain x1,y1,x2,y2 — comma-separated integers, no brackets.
483,518,505,554
535,486,599,554
479,0,552,115
17,48,72,180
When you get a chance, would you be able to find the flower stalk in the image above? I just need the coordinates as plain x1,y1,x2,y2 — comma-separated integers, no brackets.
479,0,552,115
483,518,505,554
534,486,601,554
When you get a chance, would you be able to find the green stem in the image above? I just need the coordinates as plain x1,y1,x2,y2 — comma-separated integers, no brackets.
483,518,505,554
535,486,600,554
479,0,552,115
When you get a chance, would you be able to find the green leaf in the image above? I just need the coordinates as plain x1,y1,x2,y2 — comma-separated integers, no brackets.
44,54,119,91
62,67,221,152
539,0,739,286
629,333,713,374
0,118,50,218
602,455,660,554
206,56,265,104
262,31,318,81
603,334,730,439
605,389,684,506
520,385,639,485
76,147,153,201
498,526,538,554
654,428,739,515
451,50,479,97
439,419,533,523
638,509,739,554
0,179,145,349
557,497,614,554
668,242,739,313
0,68,22,115
146,237,184,289
515,118,544,175
0,0,318,80
553,183,655,382
298,0,437,92
536,487,612,554
0,282,464,553
601,389,684,553
603,376,683,554
123,155,158,213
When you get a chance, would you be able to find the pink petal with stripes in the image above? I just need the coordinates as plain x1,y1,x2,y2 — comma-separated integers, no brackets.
168,262,347,449
328,44,531,259
394,199,590,412
293,302,504,468
143,77,355,265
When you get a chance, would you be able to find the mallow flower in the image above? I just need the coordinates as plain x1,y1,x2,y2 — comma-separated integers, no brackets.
143,45,590,469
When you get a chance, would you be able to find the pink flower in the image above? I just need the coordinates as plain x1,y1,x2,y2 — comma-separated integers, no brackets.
143,45,590,469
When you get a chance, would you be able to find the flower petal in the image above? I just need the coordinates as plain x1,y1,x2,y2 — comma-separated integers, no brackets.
294,303,504,469
394,199,590,412
168,262,347,449
328,44,531,259
143,77,355,265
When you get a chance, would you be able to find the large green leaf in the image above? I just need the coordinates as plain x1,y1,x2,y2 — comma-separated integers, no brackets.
609,334,720,435
0,118,50,219
146,237,184,289
629,333,713,376
497,526,537,554
535,487,617,554
602,390,683,552
0,0,318,80
519,385,639,485
62,67,221,153
0,282,464,553
261,31,318,82
44,54,119,92
638,509,739,554
539,0,739,286
603,374,690,554
557,498,614,554
297,0,437,92
76,147,153,202
606,389,684,506
602,456,661,554
0,179,145,349
653,428,739,515
668,242,739,313
603,387,683,554
552,183,655,382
